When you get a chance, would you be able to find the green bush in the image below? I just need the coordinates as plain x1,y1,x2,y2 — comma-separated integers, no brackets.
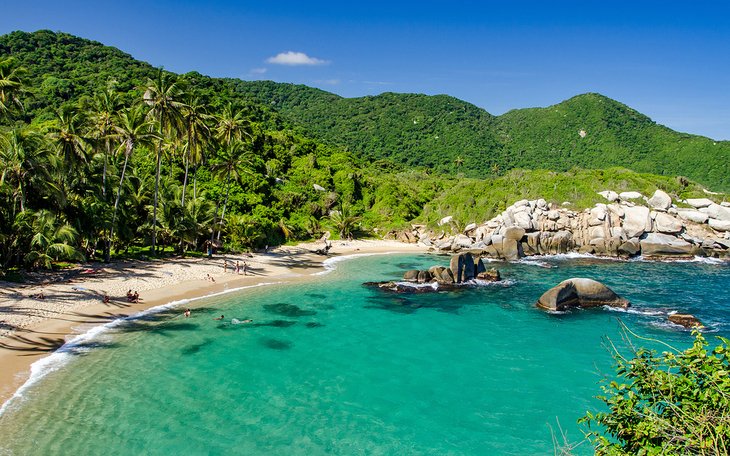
581,330,730,455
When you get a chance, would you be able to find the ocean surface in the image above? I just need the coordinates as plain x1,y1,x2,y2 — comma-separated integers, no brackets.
0,253,728,455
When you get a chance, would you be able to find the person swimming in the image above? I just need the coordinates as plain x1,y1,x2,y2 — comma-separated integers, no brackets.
213,315,224,320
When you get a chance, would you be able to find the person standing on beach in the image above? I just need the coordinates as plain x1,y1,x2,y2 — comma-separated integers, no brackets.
224,259,228,273
243,262,248,276
236,261,240,274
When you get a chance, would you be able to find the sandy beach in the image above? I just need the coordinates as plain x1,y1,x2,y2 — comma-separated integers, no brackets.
0,240,428,406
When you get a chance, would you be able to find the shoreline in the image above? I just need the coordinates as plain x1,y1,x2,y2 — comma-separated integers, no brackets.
0,240,429,408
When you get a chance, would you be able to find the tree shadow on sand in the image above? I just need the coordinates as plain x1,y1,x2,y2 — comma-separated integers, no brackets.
0,334,120,356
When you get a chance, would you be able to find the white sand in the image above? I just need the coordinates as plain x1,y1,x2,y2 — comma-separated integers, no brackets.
0,240,429,404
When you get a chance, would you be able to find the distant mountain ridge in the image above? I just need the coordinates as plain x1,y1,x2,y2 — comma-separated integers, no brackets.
1,30,728,190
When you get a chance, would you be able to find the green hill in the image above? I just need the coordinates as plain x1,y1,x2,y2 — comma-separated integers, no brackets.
494,93,730,189
1,30,729,190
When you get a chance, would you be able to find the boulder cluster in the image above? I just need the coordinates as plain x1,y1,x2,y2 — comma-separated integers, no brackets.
402,252,501,285
364,252,500,293
398,190,730,260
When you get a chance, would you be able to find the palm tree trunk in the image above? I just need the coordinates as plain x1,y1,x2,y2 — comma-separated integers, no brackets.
152,140,162,253
193,166,198,200
216,170,233,241
102,138,110,198
181,153,189,206
19,181,25,213
108,147,131,262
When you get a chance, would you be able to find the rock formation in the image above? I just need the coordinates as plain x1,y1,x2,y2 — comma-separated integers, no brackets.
536,278,630,311
393,188,730,260
668,313,704,329
365,253,501,293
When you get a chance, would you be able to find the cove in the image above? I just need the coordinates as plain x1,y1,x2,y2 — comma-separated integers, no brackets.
0,253,727,455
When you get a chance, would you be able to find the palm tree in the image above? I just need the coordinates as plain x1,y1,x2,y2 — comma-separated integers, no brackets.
0,57,27,117
89,84,122,197
209,104,254,243
143,69,185,252
48,104,91,169
108,106,158,261
24,210,83,269
225,214,264,251
0,126,55,213
215,103,252,148
180,96,210,205
328,204,361,239
210,140,258,241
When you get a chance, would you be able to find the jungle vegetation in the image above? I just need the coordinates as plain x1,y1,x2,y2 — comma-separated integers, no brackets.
0,30,726,270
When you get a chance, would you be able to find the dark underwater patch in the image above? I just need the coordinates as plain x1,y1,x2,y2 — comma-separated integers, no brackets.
312,302,335,310
252,319,297,328
181,338,213,355
260,338,292,350
263,303,317,317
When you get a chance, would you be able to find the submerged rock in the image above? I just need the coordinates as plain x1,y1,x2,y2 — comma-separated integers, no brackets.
263,303,316,317
668,313,704,329
363,281,453,293
536,278,629,312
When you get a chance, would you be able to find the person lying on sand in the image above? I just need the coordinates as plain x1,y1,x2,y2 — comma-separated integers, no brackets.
103,293,110,304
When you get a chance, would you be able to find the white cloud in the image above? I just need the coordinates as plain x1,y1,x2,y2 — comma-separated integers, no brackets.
266,51,329,66
250,67,268,75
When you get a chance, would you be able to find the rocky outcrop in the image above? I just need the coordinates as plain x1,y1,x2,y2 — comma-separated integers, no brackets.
640,233,694,257
403,188,729,261
536,278,630,311
668,313,704,329
367,253,501,294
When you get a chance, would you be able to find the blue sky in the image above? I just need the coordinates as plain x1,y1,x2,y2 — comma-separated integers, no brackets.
3,0,730,139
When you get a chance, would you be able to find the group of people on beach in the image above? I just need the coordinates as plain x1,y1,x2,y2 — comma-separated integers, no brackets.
223,260,248,275
126,290,140,303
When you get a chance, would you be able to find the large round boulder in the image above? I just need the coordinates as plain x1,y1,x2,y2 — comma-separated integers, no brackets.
647,189,672,210
536,278,630,311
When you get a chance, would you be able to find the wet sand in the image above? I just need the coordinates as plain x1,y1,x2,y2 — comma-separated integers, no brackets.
0,240,429,405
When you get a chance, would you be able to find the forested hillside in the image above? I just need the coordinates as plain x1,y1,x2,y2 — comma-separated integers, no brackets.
0,30,726,270
2,30,728,190
494,93,729,189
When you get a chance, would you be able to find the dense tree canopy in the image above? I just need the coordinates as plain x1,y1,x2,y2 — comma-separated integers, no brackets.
0,30,726,270
2,30,729,191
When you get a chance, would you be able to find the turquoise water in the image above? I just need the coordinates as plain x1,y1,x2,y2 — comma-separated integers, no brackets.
0,254,728,455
